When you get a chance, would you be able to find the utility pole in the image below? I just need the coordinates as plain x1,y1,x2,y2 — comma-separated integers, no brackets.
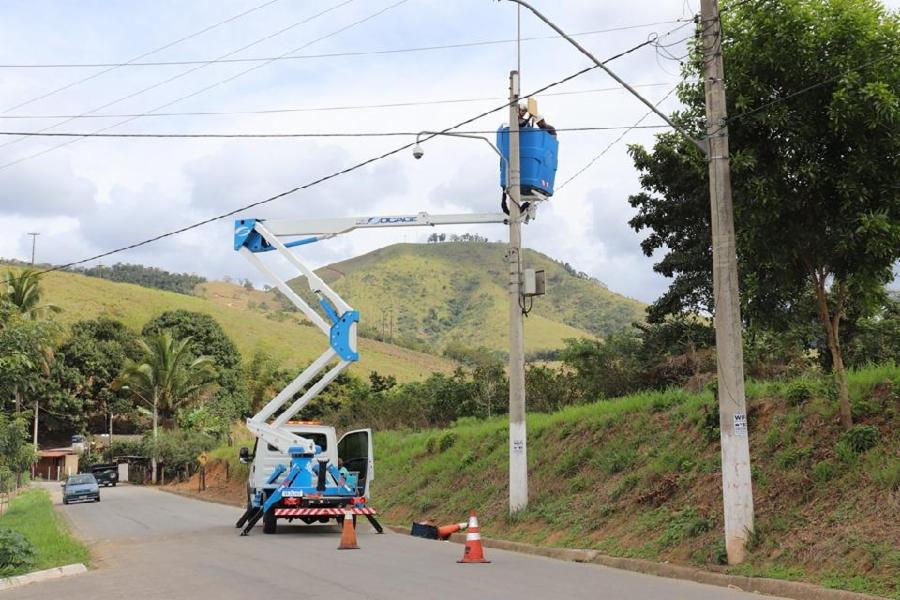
27,232,39,265
701,0,754,564
507,69,528,513
33,399,39,451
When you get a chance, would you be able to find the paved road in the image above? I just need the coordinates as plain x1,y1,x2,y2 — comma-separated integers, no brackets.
9,483,782,600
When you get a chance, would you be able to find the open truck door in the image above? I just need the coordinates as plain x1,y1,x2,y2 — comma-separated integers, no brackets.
338,428,373,497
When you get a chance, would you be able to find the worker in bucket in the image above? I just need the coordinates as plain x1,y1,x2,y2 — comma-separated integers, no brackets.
502,103,556,216
518,104,556,136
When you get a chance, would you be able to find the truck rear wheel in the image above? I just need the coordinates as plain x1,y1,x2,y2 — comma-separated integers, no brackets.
262,508,277,534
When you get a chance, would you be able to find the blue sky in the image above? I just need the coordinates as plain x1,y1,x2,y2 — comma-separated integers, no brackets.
0,0,897,303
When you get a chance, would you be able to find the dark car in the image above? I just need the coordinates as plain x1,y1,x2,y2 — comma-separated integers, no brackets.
90,463,119,487
62,473,100,504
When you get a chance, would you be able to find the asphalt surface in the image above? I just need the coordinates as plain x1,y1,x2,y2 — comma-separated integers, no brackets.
8,482,785,600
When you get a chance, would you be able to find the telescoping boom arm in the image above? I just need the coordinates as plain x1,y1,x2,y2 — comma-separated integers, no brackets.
235,211,507,455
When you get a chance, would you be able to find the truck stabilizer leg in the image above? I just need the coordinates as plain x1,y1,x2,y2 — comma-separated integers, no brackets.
365,514,384,534
240,507,265,536
235,506,254,529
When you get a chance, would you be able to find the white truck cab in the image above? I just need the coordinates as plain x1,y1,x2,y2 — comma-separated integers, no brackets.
242,423,374,511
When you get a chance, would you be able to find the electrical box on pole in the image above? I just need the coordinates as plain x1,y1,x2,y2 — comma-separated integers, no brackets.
522,269,545,297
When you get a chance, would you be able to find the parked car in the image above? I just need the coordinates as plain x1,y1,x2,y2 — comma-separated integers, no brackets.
62,473,100,504
90,463,119,487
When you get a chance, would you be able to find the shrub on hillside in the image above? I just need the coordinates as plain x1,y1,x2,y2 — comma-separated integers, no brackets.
864,450,900,491
812,460,835,483
840,425,879,454
785,380,815,406
0,529,36,574
438,432,457,452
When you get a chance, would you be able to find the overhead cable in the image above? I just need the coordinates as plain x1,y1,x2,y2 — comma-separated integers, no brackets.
503,0,708,155
557,85,680,190
0,124,670,139
12,28,670,281
0,20,688,69
0,83,678,120
0,0,411,172
1,0,283,113
0,0,356,151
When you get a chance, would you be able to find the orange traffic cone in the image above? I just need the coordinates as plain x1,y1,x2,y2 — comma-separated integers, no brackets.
437,521,469,540
457,510,490,563
338,511,359,550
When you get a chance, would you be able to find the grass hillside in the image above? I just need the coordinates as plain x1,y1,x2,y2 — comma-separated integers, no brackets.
35,269,455,382
374,364,900,598
286,242,646,354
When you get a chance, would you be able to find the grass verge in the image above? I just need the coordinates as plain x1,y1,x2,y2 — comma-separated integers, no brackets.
373,363,900,599
0,488,90,576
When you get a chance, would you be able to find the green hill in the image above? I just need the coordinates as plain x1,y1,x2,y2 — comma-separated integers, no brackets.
33,269,456,382
285,242,646,354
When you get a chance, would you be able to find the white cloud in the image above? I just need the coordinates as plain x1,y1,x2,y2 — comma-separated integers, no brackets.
10,0,893,304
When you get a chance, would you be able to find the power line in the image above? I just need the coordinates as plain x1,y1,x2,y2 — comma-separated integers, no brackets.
0,0,411,172
1,0,283,113
504,0,707,155
14,66,596,280
0,83,679,120
0,124,670,139
0,0,356,151
12,30,667,283
0,20,689,69
557,84,680,190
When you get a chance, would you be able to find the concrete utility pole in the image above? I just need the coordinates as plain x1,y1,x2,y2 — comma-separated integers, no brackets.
27,232,39,265
507,70,528,513
33,400,39,451
700,0,754,564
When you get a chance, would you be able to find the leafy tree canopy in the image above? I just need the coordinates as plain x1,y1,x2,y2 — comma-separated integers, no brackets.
628,0,899,425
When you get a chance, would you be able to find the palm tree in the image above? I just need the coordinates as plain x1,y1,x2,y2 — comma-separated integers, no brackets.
2,269,58,453
3,269,60,320
115,333,217,483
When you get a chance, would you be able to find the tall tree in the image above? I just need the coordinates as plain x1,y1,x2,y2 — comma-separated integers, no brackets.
142,310,248,423
115,333,216,482
243,350,290,414
628,0,899,427
54,318,143,438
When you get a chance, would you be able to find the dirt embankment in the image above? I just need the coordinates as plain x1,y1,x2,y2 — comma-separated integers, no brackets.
166,459,245,507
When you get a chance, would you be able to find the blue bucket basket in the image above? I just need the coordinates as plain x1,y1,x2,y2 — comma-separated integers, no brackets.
497,126,559,197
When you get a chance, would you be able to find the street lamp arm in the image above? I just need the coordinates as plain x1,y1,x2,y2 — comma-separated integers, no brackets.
414,130,510,190
500,0,708,156
415,130,506,163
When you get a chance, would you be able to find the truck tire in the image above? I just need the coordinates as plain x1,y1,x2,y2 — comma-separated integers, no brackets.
263,508,277,534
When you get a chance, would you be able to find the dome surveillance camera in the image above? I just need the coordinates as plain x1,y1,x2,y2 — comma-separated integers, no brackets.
412,144,424,159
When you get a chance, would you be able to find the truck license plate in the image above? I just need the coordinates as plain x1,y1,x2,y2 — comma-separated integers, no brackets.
281,490,304,498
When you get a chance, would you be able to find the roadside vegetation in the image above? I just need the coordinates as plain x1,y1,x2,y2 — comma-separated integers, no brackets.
373,364,900,599
0,489,89,576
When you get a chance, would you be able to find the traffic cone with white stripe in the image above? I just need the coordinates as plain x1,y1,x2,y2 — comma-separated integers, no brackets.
338,511,359,550
437,521,468,540
457,510,490,563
